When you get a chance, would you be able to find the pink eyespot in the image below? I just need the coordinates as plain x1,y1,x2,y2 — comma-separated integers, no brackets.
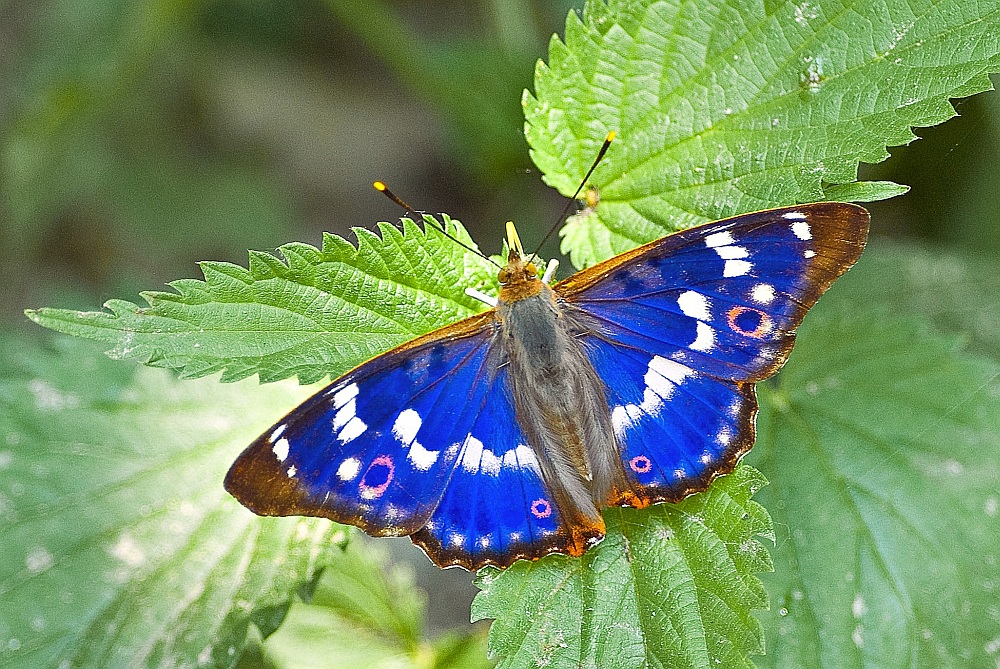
630,455,652,474
530,498,552,518
727,306,772,338
359,455,394,499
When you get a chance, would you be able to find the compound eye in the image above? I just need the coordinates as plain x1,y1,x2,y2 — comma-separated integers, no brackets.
498,268,509,283
525,262,537,277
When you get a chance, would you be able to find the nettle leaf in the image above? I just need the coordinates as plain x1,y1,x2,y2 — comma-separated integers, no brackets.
472,464,773,669
747,248,1000,668
26,216,496,385
0,337,341,669
527,0,1000,267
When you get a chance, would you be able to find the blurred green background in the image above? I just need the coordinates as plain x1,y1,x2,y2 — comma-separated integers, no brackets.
3,0,998,322
3,0,999,652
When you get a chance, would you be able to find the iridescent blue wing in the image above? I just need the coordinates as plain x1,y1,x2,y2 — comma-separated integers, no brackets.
411,362,604,568
557,203,869,504
225,313,603,570
225,314,495,538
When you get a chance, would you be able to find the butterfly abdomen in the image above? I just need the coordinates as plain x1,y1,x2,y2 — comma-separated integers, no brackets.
496,280,631,542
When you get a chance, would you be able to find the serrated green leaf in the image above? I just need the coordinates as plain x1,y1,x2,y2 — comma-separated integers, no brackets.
747,248,1000,668
822,181,910,203
526,0,1000,267
472,464,773,669
26,217,497,384
0,337,343,669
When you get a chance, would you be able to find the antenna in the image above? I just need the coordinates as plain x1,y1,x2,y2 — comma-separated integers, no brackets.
373,181,501,269
530,131,616,258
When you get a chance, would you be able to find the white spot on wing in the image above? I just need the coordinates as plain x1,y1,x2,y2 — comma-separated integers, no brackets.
269,424,286,442
331,383,359,407
612,357,695,438
337,457,361,480
650,356,693,385
714,245,748,260
677,290,711,320
287,465,297,478
333,398,357,431
791,221,812,240
409,440,440,470
751,283,776,304
803,249,816,258
705,231,734,247
460,436,485,474
502,444,541,475
392,409,421,444
782,211,807,221
480,449,501,476
272,437,290,462
392,409,439,470
690,322,715,352
724,259,752,277
338,417,367,444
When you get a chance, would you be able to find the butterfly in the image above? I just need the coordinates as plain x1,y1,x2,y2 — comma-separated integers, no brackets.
225,202,869,570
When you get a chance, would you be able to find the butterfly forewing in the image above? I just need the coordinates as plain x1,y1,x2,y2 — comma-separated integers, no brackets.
557,203,870,382
225,313,498,537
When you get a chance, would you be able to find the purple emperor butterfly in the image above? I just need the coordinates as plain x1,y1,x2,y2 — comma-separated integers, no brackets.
226,202,869,569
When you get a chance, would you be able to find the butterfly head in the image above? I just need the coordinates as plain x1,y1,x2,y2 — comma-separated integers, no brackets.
498,221,544,303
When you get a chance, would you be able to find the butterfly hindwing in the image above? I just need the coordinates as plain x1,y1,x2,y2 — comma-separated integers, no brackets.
411,364,605,568
580,334,757,505
557,203,870,382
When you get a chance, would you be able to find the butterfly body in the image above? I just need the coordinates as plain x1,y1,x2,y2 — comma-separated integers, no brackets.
226,203,870,569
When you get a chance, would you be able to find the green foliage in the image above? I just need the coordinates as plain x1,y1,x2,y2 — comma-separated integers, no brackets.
27,216,496,384
12,0,1000,668
527,0,1000,267
257,539,492,669
0,337,333,669
473,465,772,669
0,337,489,669
749,250,1000,667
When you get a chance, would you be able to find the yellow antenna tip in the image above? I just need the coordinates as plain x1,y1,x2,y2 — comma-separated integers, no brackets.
606,130,616,142
373,181,387,191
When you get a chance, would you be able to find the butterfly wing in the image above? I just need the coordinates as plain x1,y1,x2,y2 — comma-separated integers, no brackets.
411,361,605,569
556,202,869,503
225,311,604,570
